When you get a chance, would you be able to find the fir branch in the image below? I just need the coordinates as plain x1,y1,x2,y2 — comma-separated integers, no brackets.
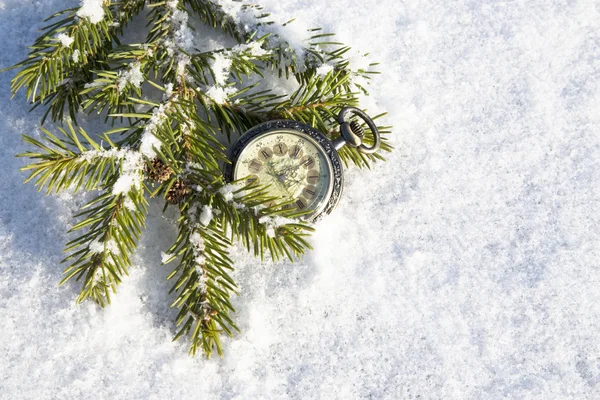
61,187,147,306
164,172,314,356
18,122,123,193
182,168,315,260
30,0,148,124
184,0,378,87
6,0,392,358
5,0,146,108
166,202,238,357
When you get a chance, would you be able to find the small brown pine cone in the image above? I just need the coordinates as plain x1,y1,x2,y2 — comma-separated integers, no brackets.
166,179,191,204
145,158,173,182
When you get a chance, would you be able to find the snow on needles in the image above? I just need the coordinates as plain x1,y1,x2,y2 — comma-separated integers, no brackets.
88,238,119,255
203,44,270,104
56,33,74,47
81,147,144,196
76,0,105,24
136,1,196,161
117,62,144,92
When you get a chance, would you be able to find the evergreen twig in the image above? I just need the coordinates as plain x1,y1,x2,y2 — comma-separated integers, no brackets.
4,0,391,357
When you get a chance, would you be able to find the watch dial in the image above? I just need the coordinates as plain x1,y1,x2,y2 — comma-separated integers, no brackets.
233,130,333,216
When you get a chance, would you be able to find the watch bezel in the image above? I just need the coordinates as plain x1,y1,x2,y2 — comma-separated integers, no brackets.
225,120,344,221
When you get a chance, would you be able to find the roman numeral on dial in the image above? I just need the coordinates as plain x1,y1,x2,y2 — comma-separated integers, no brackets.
273,143,287,156
289,145,303,159
301,156,315,169
248,159,263,172
302,186,317,199
295,198,307,209
259,147,273,161
306,170,319,184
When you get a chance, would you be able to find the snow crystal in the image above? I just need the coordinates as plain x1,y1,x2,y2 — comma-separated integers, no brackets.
117,62,144,92
199,205,213,226
56,33,74,47
88,238,118,254
210,52,232,86
163,83,174,100
112,151,143,195
218,183,241,202
71,49,80,63
204,85,236,104
315,63,333,77
160,252,172,264
76,0,105,24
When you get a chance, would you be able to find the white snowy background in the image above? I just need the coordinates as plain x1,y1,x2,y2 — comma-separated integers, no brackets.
1,0,600,399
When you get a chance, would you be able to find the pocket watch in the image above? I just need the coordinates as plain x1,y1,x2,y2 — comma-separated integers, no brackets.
225,107,381,221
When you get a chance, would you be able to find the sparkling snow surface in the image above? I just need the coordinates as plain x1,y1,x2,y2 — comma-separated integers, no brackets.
1,0,600,399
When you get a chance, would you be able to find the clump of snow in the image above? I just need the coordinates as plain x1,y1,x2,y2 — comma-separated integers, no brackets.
139,103,171,159
56,33,74,47
80,147,144,196
258,215,295,238
199,205,213,226
123,196,136,211
189,231,204,251
210,52,233,86
204,85,236,104
218,183,242,202
188,228,208,284
76,0,105,24
315,63,333,77
83,81,103,89
112,151,144,195
71,49,80,63
232,41,270,57
88,238,118,254
163,83,174,100
160,251,173,264
163,1,194,82
117,62,144,92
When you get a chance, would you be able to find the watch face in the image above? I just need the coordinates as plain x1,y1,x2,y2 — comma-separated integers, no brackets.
227,121,344,220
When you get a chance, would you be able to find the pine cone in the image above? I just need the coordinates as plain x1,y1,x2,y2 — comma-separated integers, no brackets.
145,158,173,182
166,179,191,204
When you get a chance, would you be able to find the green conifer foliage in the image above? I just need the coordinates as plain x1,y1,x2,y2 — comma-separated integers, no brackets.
3,0,391,357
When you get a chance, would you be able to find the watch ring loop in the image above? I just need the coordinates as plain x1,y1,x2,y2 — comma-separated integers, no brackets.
337,107,381,154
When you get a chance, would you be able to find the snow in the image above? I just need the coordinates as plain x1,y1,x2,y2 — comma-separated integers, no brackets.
76,0,105,24
204,84,237,104
112,151,144,195
259,215,296,238
71,49,80,63
56,33,73,47
199,205,213,227
1,0,600,399
117,62,144,92
315,63,333,77
89,238,118,255
210,52,233,86
139,104,170,159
